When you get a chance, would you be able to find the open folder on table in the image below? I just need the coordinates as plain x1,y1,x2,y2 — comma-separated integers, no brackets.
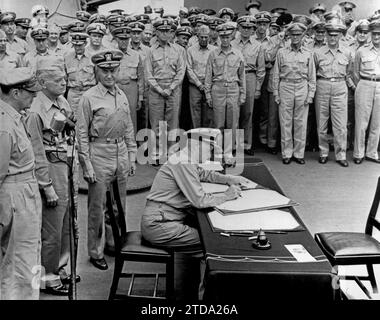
207,209,302,232
215,188,298,215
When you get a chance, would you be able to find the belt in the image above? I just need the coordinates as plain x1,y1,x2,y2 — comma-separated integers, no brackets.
245,69,256,74
281,78,305,83
317,77,345,82
3,170,36,183
361,76,380,82
90,136,125,144
214,81,238,87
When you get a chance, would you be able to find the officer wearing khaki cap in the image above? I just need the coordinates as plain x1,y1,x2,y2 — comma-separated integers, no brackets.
76,49,137,270
86,23,107,56
218,8,234,22
0,29,23,69
272,22,316,164
205,23,246,160
1,11,29,57
76,10,91,23
14,17,31,41
0,67,42,300
246,0,262,16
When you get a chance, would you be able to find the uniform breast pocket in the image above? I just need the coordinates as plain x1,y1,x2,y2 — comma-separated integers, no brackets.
127,61,139,78
297,58,309,73
152,56,164,69
213,58,224,74
94,108,109,118
17,136,29,154
362,57,376,71
82,65,94,74
336,58,348,75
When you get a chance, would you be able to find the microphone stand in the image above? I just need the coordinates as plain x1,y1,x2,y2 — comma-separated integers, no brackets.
66,129,79,300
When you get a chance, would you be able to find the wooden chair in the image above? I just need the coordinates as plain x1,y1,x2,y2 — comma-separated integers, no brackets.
107,179,174,300
315,177,380,299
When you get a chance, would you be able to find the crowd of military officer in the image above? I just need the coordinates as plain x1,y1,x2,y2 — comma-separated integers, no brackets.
1,0,380,300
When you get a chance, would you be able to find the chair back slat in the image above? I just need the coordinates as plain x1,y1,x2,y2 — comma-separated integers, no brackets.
365,177,380,235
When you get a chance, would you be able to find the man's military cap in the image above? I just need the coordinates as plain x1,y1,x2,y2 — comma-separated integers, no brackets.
76,10,91,22
355,19,370,32
323,12,346,31
246,0,262,11
292,15,312,26
71,32,88,45
112,26,131,39
162,14,178,20
369,19,380,31
59,25,69,34
310,3,326,14
107,15,125,27
69,20,86,32
339,2,356,10
276,13,293,27
31,5,49,17
179,7,189,15
202,9,216,16
0,67,41,91
129,21,145,32
91,49,123,68
109,9,124,16
255,11,271,23
153,18,173,30
270,8,287,14
15,18,31,28
188,7,202,16
180,18,191,27
286,22,307,34
176,26,192,38
31,27,49,39
195,14,209,25
311,21,326,30
144,5,153,14
269,22,281,30
86,23,106,35
218,8,235,19
124,16,137,24
208,17,224,29
89,13,106,24
134,14,150,24
216,23,235,35
154,7,164,14
0,12,16,24
236,15,256,27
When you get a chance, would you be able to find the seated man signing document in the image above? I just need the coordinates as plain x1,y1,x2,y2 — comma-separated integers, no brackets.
141,128,250,247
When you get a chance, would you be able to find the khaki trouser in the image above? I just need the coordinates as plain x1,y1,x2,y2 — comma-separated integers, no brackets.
354,80,380,159
258,72,270,145
347,87,355,149
189,83,213,128
149,80,181,158
118,80,138,135
315,80,348,160
87,141,129,259
212,81,240,155
0,172,42,300
239,72,256,149
278,80,309,159
41,152,79,288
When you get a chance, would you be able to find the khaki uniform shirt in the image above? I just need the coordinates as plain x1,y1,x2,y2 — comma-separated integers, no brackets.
353,43,380,85
117,47,144,100
231,36,266,92
6,36,29,56
187,43,217,88
0,51,23,69
23,49,54,72
0,100,35,186
204,46,246,100
272,44,316,100
25,92,72,188
145,41,186,94
129,42,150,61
64,51,96,89
77,83,137,173
313,45,354,88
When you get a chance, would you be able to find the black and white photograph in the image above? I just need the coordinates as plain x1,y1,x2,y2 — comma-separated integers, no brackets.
0,0,379,315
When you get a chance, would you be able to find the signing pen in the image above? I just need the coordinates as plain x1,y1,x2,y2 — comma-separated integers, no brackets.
220,232,230,237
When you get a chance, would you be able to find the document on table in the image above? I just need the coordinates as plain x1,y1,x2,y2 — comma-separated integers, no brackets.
207,209,301,232
215,188,298,214
285,244,316,262
201,178,258,194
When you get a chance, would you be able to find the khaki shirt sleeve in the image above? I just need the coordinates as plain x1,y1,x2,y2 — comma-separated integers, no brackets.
169,48,186,92
170,164,227,208
77,95,94,176
145,49,164,95
197,167,231,185
237,53,246,99
353,49,361,86
24,112,52,189
122,101,137,163
255,45,266,92
272,50,281,98
0,131,11,187
137,55,144,101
